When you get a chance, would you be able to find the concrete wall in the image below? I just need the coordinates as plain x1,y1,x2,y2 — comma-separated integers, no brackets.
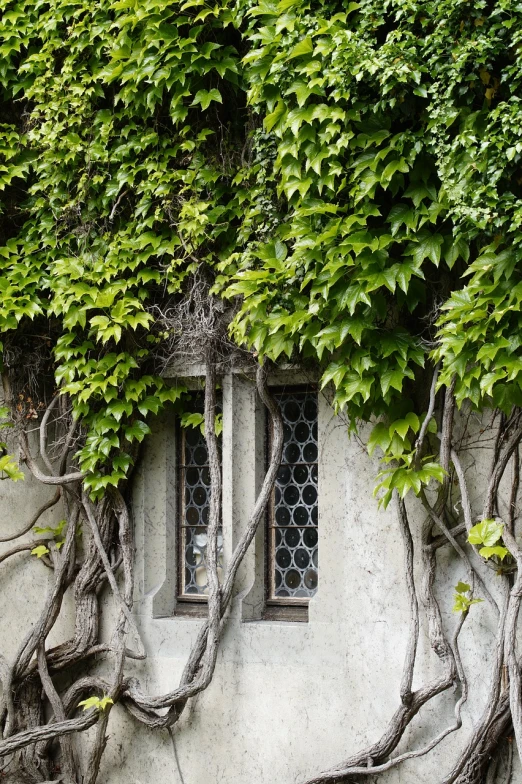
0,375,518,783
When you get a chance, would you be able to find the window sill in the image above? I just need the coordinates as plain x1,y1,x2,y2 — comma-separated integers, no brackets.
262,603,308,623
174,600,208,619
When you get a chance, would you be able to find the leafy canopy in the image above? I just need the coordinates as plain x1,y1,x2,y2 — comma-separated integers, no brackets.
1,0,521,497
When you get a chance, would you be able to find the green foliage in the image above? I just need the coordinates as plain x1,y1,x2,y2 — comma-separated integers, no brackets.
468,519,509,561
179,411,205,431
78,695,113,712
1,0,522,500
368,413,445,507
34,519,67,550
179,410,223,436
453,581,483,614
0,453,24,481
31,545,50,558
0,0,240,495
374,457,446,509
0,407,23,480
221,0,522,423
214,412,223,438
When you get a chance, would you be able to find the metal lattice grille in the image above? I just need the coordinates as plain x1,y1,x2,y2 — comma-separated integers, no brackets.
269,390,318,601
178,397,223,597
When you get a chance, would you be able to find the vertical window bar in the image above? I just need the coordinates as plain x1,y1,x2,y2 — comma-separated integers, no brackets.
268,389,318,603
178,394,223,599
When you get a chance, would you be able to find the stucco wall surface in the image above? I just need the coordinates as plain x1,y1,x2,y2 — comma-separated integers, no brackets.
0,375,519,784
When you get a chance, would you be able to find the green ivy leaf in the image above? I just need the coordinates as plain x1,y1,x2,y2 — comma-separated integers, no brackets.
31,545,50,558
468,519,503,547
191,89,222,110
123,420,151,443
455,581,470,594
479,545,509,561
412,232,444,267
0,454,24,481
78,695,114,712
367,422,391,456
453,592,483,614
287,37,313,59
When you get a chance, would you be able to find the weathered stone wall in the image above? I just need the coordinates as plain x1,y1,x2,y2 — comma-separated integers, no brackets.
0,374,518,783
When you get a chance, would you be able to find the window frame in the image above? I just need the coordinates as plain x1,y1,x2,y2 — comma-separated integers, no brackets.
264,384,318,618
136,368,321,623
175,391,223,613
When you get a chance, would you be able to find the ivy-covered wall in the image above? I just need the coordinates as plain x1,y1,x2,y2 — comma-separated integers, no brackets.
2,2,522,781
2,0,522,494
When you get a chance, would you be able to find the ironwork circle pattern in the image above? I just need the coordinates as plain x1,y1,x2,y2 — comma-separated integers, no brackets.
180,396,223,596
271,390,318,599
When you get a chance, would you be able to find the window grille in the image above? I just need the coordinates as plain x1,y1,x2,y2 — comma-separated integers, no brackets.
268,389,318,603
177,395,223,599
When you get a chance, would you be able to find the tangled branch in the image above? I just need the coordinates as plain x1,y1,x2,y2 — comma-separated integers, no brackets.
303,374,522,784
0,357,283,783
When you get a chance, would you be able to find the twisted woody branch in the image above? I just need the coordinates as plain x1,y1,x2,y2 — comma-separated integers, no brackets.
0,358,284,782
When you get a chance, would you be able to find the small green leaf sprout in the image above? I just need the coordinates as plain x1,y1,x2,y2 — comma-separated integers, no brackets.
468,519,509,562
0,453,24,482
453,582,483,614
179,411,222,436
31,545,50,559
33,519,67,550
78,695,114,712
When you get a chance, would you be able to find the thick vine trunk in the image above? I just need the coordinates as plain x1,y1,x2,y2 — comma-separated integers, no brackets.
0,361,284,783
